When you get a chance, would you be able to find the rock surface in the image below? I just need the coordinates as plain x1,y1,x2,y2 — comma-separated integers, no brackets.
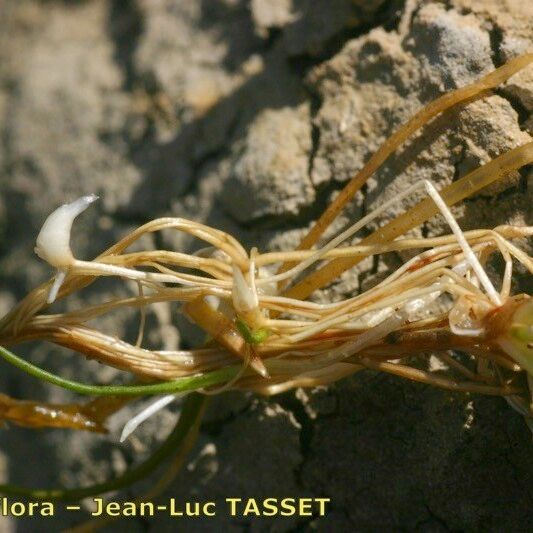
0,1,531,531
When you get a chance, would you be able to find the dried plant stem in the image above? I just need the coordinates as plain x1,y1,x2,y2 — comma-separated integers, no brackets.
283,141,533,301
282,53,533,268
0,57,531,438
356,358,519,395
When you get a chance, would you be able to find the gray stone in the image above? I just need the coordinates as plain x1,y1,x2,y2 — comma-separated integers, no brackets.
221,103,315,222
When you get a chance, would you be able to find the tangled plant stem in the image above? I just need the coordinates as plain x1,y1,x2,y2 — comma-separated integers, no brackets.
0,345,239,396
0,55,532,514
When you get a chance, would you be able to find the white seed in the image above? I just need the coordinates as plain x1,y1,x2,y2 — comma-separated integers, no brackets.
232,265,258,313
34,194,98,267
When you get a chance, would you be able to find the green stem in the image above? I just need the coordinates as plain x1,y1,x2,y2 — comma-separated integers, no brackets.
0,393,208,501
0,345,238,396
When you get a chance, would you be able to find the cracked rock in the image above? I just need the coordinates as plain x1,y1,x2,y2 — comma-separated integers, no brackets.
221,103,315,222
2,2,141,220
251,0,294,37
253,0,389,57
405,3,494,88
309,5,531,237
